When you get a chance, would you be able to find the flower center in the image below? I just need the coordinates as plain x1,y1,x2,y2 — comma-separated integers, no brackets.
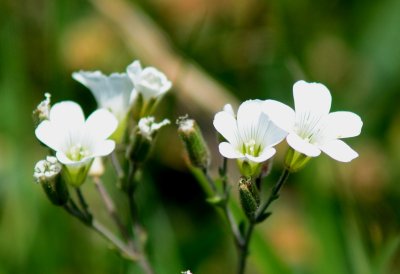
66,144,90,161
295,112,325,144
243,139,261,156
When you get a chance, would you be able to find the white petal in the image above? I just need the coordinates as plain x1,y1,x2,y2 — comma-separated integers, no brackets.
56,151,75,165
319,139,358,162
257,113,288,148
84,109,118,140
213,111,240,146
263,100,295,133
236,100,263,142
246,147,276,163
293,80,332,119
126,60,142,83
72,71,110,104
50,101,85,130
56,151,92,168
218,142,243,159
223,104,235,117
92,140,116,157
73,71,133,115
323,111,363,139
35,121,63,151
287,133,321,157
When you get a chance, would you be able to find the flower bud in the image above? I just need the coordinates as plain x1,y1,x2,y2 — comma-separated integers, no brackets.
284,147,311,172
127,61,172,119
32,93,51,127
239,177,260,220
177,116,210,169
34,156,69,205
127,117,170,163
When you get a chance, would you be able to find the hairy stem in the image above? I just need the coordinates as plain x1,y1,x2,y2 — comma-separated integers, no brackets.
237,168,291,274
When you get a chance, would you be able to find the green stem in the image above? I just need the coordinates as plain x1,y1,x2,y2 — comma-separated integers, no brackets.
125,161,155,274
91,219,138,261
237,168,291,274
63,201,137,261
201,168,244,256
237,224,254,274
93,176,131,242
110,151,125,180
255,168,290,220
75,187,92,221
202,168,217,193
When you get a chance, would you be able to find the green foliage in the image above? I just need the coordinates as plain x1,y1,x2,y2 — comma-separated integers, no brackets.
1,0,400,273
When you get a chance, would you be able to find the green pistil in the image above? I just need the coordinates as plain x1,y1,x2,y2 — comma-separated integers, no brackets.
243,139,261,157
67,145,89,161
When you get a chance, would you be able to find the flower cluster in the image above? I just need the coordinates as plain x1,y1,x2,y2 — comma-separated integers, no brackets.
34,60,172,187
73,60,172,141
213,80,363,175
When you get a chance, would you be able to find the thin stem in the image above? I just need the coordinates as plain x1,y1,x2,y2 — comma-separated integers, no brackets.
237,224,254,274
93,176,131,242
75,187,91,220
237,168,291,274
224,205,244,247
63,201,137,261
202,168,244,251
92,219,138,261
220,157,228,194
202,168,217,193
124,161,155,274
110,151,125,180
255,168,290,220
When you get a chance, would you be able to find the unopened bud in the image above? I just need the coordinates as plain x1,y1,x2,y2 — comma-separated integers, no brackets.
127,117,170,162
177,116,210,169
33,93,51,127
284,148,311,173
239,177,260,221
34,156,69,205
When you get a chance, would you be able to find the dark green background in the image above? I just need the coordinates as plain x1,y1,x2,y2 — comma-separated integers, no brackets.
1,0,400,273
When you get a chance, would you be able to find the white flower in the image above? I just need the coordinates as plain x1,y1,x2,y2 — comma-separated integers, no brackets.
127,60,172,116
35,101,118,186
213,100,287,175
72,71,133,121
34,156,62,184
264,80,363,162
138,117,170,140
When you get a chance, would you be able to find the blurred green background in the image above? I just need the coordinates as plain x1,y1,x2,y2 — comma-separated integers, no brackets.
1,0,400,273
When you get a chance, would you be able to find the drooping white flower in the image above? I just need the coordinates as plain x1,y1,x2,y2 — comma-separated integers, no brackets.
35,101,118,186
72,70,133,140
213,100,287,176
127,117,170,163
127,60,172,117
138,116,170,140
264,80,363,162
